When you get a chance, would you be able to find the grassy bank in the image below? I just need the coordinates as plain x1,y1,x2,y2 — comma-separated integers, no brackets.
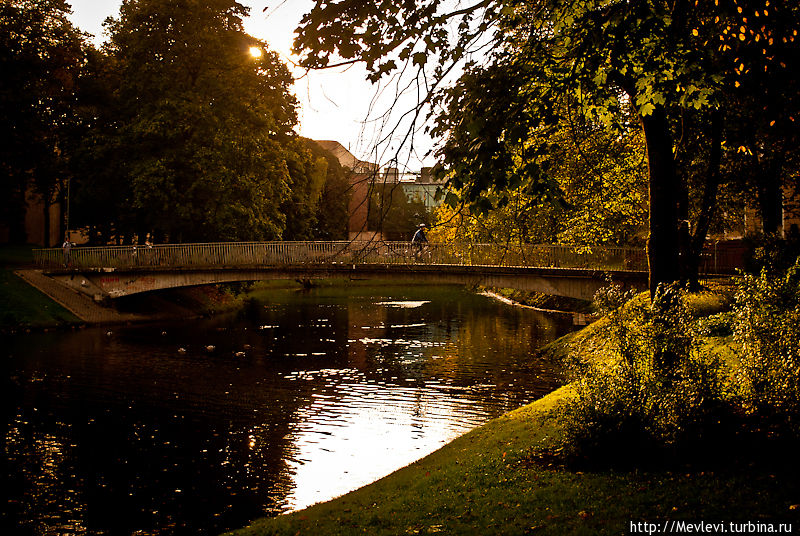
0,245,80,330
225,285,800,536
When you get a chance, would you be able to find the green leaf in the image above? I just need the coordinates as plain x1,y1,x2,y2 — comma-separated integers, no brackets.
639,102,655,116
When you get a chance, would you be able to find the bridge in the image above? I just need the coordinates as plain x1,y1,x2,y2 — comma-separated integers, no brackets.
32,241,734,302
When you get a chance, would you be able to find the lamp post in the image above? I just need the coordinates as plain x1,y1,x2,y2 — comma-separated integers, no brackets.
64,177,70,242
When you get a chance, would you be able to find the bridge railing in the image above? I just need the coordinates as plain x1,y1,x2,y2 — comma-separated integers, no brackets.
34,241,653,272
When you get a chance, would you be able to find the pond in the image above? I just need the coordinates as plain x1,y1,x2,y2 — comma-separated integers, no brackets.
3,284,578,535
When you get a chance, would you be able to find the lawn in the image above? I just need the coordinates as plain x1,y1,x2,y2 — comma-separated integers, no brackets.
0,244,80,330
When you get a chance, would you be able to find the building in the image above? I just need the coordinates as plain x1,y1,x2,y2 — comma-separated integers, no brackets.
0,184,64,247
314,142,445,241
314,141,380,241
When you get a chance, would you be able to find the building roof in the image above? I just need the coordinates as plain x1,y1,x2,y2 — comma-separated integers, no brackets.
314,140,378,173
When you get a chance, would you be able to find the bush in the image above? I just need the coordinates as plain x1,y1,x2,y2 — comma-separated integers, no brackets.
731,259,800,430
696,311,735,337
744,231,800,275
561,284,726,464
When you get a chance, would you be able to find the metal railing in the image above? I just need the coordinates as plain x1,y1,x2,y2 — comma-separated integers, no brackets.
32,240,739,275
35,241,651,272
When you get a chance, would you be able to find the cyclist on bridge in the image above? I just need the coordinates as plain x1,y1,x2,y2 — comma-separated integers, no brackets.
411,223,428,260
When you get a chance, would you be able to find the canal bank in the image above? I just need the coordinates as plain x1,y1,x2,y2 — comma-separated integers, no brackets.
224,302,800,536
1,245,249,330
1,245,83,330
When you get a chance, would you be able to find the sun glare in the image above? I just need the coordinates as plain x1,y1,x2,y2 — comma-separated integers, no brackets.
249,46,263,59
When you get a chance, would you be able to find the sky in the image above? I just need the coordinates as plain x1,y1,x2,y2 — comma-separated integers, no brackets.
66,0,436,170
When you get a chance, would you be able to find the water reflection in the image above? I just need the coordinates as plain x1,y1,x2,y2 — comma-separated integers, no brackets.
3,285,575,535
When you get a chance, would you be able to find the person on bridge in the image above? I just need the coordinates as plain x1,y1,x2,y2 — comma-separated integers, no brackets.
411,223,428,260
62,236,73,268
412,223,428,244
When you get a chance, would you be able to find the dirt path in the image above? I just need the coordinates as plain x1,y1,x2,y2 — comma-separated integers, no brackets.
15,269,147,324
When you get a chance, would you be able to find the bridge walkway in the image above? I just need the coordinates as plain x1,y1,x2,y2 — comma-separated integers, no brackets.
29,241,738,301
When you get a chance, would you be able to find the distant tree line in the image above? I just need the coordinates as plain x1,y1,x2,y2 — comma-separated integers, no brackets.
1,0,350,245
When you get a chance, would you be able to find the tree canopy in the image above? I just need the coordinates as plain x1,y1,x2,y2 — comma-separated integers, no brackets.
294,0,800,294
98,0,296,242
0,0,87,244
52,0,353,244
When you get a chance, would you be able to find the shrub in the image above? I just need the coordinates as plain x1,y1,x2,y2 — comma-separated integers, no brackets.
561,284,726,464
731,259,800,430
745,231,800,275
696,311,735,337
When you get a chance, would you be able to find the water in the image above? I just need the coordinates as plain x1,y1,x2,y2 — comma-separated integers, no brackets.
3,284,577,535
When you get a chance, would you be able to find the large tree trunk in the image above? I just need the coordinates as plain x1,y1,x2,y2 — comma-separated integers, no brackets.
757,151,785,236
641,106,681,298
685,111,723,286
42,199,51,247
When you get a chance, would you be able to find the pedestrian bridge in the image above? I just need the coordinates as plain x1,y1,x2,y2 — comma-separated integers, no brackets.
32,241,702,301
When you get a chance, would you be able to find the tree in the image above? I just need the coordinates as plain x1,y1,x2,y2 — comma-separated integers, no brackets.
367,183,430,241
98,0,298,242
717,0,800,237
307,139,351,240
430,116,648,248
294,0,800,296
281,138,328,240
0,0,88,244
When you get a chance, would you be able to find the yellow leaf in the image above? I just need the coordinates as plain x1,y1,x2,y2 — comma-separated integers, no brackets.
735,81,741,87
692,29,699,36
770,120,776,126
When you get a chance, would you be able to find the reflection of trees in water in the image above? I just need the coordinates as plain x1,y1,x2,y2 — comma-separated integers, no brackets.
406,304,567,413
337,290,568,418
4,327,319,534
4,286,574,534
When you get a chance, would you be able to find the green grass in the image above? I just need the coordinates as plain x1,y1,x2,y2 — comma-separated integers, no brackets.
224,286,800,536
0,244,80,330
0,243,38,267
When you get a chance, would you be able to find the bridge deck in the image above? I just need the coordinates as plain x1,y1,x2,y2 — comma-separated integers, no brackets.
35,241,737,275
30,241,739,300
38,241,651,271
